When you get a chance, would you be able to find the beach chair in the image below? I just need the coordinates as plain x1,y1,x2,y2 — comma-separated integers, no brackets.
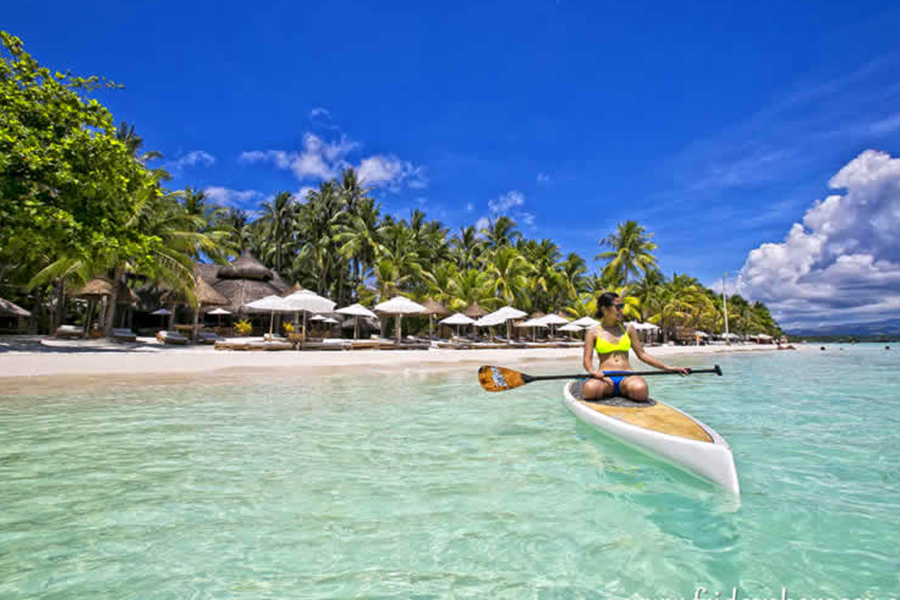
197,331,223,344
55,324,85,339
156,330,189,345
110,327,137,342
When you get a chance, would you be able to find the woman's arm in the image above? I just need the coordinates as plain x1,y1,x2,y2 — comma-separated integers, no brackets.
629,326,689,373
583,328,598,374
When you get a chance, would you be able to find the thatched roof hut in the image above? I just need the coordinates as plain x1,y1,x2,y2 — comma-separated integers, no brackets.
160,275,229,308
195,254,288,315
69,278,138,304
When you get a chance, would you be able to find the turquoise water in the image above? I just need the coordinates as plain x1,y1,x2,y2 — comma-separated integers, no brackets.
1,346,898,599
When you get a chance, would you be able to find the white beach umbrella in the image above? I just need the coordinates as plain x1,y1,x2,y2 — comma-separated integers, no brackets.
244,295,296,335
480,306,528,339
283,290,336,340
440,312,475,338
570,316,600,328
559,323,582,332
539,314,569,325
537,313,569,338
374,296,427,341
322,317,339,324
336,303,378,339
207,307,232,329
517,317,548,341
310,315,326,322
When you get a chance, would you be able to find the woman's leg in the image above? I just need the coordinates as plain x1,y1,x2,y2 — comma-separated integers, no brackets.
619,376,649,401
582,377,613,399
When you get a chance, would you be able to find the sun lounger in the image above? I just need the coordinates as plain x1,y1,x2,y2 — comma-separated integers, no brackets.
301,339,350,351
56,324,85,339
110,328,137,342
156,330,189,345
197,332,223,344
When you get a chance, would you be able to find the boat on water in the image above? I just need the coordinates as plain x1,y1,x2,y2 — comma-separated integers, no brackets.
562,380,740,494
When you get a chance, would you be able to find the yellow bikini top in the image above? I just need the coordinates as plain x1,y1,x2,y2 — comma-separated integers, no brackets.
595,323,631,354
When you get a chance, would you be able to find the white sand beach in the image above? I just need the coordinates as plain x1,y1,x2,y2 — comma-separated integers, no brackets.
0,335,800,395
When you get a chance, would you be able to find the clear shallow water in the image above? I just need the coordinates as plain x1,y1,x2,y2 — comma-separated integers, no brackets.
1,346,898,599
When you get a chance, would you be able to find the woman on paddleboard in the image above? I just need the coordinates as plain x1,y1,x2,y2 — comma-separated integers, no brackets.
582,292,691,401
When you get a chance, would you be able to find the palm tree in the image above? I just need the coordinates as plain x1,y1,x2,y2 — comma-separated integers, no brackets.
450,226,485,271
258,191,297,276
486,246,532,308
595,220,658,285
481,215,521,249
334,196,383,296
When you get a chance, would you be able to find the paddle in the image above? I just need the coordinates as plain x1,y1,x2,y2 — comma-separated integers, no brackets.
478,364,723,392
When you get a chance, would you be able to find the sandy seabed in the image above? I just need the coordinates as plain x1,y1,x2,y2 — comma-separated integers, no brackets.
0,335,800,396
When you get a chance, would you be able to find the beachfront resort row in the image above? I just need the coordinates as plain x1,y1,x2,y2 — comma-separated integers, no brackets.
0,254,783,352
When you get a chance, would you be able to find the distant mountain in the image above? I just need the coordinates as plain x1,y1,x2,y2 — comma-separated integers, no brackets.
786,318,900,337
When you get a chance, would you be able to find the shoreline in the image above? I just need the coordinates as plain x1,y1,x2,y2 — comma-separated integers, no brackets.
0,339,794,395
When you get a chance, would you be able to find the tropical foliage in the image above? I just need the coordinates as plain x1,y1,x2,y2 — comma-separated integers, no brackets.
0,31,782,339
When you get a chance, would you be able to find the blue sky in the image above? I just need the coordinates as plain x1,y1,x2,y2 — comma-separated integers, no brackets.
6,0,900,328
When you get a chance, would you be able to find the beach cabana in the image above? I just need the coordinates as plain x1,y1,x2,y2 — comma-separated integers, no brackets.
439,312,475,339
538,313,569,338
421,299,451,339
162,276,229,340
517,317,548,341
374,296,426,342
336,303,378,339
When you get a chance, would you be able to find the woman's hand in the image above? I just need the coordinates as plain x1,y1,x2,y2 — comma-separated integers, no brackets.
666,365,692,376
591,370,612,385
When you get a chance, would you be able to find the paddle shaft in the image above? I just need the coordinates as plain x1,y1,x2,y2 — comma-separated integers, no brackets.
522,367,721,383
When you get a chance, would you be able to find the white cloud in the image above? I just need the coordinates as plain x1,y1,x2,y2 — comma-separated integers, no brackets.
738,150,900,328
203,187,264,208
474,216,491,231
310,107,330,118
357,154,427,191
466,203,474,211
537,172,550,183
488,190,525,214
240,132,425,191
169,150,215,171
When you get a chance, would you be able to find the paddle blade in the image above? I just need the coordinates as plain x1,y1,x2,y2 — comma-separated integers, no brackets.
478,365,529,392
714,364,723,376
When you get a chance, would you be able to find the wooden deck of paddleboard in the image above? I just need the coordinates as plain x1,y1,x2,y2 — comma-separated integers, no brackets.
580,400,713,443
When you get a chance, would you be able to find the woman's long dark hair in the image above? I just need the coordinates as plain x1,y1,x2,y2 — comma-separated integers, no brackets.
595,291,620,318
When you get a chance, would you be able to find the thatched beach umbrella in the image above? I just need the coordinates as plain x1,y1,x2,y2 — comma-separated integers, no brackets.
464,302,489,319
374,296,426,342
538,313,569,338
336,303,378,339
280,282,304,297
162,276,228,340
69,278,115,337
421,298,450,339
